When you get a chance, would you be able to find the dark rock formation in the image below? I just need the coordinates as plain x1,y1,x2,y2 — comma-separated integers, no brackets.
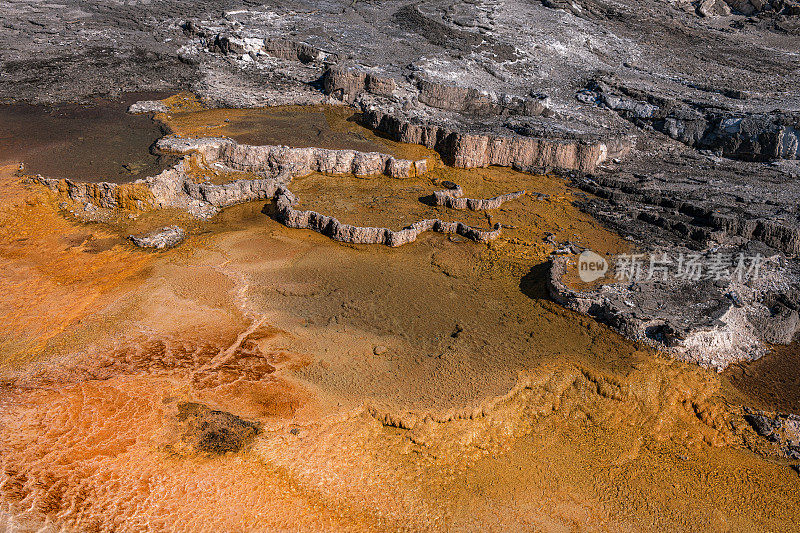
582,79,800,162
176,402,260,455
570,166,800,257
743,407,800,459
725,0,800,16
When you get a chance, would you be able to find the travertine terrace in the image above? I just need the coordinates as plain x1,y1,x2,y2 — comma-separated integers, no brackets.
2,0,800,529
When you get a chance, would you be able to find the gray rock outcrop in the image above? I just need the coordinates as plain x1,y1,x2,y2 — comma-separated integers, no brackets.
724,0,800,16
127,100,169,114
571,168,800,257
743,408,800,459
129,226,186,249
581,79,800,162
547,252,800,370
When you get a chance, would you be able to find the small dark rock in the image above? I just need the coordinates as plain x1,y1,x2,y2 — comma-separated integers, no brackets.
177,402,260,455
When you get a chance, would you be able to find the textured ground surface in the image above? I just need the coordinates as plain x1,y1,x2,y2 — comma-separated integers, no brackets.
3,0,800,359
2,0,800,530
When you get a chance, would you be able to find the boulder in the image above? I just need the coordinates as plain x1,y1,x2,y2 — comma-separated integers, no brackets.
130,226,186,249
697,0,732,16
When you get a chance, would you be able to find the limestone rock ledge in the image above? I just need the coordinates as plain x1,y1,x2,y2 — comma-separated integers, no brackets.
362,109,610,172
274,186,502,247
432,184,526,210
155,136,428,179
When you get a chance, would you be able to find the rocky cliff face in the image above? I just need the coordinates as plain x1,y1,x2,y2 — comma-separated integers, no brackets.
362,110,612,171
581,79,800,161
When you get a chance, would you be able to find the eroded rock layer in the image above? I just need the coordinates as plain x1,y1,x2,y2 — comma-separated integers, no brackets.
361,109,613,171
275,186,502,246
432,184,526,210
156,136,429,179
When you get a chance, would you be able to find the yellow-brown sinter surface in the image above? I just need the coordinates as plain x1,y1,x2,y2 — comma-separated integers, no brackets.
0,98,797,532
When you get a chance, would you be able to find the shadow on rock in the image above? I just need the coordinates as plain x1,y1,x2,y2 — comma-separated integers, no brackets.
418,193,437,206
519,262,551,300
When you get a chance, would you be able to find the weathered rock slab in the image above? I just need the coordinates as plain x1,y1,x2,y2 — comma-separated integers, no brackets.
130,225,186,249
